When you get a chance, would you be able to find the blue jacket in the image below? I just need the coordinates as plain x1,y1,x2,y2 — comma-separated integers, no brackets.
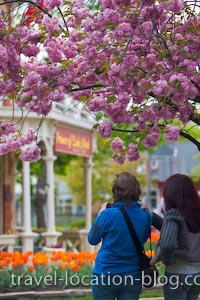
88,200,151,274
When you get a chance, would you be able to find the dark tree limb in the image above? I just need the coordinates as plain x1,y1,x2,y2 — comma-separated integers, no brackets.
112,127,200,152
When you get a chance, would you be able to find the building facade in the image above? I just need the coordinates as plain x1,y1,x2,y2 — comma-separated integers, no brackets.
145,142,200,213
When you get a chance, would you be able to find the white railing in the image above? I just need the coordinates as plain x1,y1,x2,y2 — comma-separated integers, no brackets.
0,234,18,252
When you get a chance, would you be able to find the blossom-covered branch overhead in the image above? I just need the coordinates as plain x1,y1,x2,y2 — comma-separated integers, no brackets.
0,0,200,162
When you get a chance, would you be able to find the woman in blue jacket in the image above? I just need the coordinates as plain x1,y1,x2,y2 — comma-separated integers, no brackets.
88,172,152,300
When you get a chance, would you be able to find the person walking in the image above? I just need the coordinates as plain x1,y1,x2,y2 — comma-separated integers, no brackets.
88,172,152,300
153,173,200,300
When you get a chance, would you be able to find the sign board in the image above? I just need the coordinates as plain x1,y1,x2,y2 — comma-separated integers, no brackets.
54,126,92,157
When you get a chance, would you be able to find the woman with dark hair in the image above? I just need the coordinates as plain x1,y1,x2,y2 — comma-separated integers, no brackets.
88,172,152,300
153,173,200,300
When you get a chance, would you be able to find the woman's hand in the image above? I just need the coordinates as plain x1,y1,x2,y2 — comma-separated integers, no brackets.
98,202,109,215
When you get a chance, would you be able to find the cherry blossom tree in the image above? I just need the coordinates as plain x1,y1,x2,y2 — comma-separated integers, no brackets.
0,0,200,163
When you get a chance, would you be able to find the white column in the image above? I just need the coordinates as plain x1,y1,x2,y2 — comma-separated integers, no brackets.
23,162,32,232
19,161,38,252
79,157,93,252
41,156,61,246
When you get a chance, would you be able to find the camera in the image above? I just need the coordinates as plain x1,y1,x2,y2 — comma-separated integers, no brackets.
106,203,113,208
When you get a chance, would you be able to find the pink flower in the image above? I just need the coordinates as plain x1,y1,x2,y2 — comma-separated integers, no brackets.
111,137,124,152
0,122,16,136
161,0,184,13
113,155,125,165
82,17,96,31
98,121,112,138
121,54,138,72
126,143,140,161
164,125,180,142
142,132,159,148
44,37,63,63
102,8,120,25
138,108,156,123
87,96,106,112
44,0,62,10
114,23,133,41
20,145,41,162
140,21,153,36
0,44,8,63
153,80,169,97
179,104,194,124
42,15,60,33
22,44,40,57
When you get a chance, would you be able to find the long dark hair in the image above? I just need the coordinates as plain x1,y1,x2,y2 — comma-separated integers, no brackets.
112,172,141,204
163,173,200,233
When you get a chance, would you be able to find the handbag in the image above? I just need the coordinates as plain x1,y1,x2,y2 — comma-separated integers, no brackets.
118,207,158,288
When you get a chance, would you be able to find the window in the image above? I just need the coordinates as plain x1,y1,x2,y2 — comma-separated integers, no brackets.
150,158,159,170
150,190,157,209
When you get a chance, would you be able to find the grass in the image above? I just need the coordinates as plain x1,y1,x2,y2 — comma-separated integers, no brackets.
141,290,163,298
68,290,164,299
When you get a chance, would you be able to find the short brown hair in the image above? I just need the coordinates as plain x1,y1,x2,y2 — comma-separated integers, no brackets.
112,172,141,204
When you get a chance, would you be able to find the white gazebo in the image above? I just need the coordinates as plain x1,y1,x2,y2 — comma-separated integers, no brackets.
0,98,96,252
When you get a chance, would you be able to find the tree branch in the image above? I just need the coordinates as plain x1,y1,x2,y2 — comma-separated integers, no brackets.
190,115,200,126
112,127,200,152
180,131,200,151
112,127,139,133
71,84,104,92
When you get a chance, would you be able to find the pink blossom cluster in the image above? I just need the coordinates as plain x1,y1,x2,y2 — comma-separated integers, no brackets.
112,137,125,152
20,145,41,161
0,0,200,162
98,121,112,138
142,132,159,148
164,125,180,142
0,123,40,161
111,137,140,164
126,143,140,162
44,0,62,10
0,121,16,136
